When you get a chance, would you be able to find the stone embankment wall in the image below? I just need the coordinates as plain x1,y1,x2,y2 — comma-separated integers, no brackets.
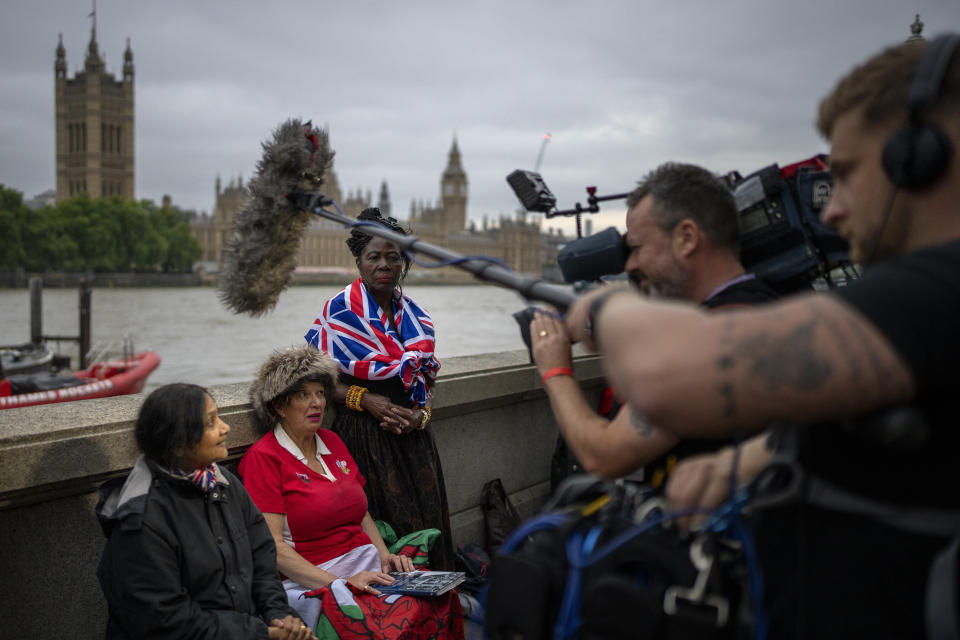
0,270,542,288
0,270,212,288
0,349,604,639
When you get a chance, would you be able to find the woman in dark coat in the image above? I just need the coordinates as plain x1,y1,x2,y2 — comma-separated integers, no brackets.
96,383,315,640
304,207,454,570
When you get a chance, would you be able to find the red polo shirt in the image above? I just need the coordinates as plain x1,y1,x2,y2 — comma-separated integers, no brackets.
239,429,371,565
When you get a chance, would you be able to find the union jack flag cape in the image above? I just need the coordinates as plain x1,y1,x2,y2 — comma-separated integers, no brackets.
305,278,440,407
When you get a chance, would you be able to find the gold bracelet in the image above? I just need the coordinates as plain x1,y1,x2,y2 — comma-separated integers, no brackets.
355,386,367,410
347,385,357,410
417,406,431,430
353,387,366,411
346,385,368,411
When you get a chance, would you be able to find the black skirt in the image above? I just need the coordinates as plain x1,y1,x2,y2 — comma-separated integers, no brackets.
332,374,454,570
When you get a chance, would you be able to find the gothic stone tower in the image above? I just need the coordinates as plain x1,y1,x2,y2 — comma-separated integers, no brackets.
55,26,135,202
440,136,467,236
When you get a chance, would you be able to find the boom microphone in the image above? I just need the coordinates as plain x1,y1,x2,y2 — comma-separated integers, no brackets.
219,118,576,316
217,119,333,316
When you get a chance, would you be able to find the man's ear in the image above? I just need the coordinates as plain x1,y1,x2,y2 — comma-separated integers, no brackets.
672,219,700,257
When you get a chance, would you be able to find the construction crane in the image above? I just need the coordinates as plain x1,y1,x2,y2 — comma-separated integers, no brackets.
534,132,551,172
515,133,552,223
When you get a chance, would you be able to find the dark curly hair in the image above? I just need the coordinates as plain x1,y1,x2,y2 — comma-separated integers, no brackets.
346,207,412,279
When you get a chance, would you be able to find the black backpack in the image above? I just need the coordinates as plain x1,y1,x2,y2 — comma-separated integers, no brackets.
484,477,755,640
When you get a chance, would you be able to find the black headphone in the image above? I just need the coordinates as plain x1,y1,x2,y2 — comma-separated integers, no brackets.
881,33,960,189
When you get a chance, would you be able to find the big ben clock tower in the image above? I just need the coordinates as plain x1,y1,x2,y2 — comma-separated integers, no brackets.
440,136,467,236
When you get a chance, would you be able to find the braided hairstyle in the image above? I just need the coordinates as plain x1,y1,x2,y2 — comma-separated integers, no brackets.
346,207,412,280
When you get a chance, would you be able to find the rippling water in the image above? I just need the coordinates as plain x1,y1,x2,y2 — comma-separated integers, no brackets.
0,284,538,391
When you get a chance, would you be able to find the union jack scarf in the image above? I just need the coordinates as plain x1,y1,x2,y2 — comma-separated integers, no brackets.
305,277,440,407
172,463,220,493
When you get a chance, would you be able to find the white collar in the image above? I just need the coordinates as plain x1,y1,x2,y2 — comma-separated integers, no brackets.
273,426,334,480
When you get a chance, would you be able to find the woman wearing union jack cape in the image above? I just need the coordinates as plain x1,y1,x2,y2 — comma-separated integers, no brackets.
305,208,454,570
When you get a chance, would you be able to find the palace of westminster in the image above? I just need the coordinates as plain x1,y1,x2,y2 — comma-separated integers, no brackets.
49,24,567,280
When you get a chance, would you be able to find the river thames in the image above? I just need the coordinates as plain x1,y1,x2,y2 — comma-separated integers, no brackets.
0,284,540,391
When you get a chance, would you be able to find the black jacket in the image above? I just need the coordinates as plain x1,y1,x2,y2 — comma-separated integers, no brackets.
96,456,298,639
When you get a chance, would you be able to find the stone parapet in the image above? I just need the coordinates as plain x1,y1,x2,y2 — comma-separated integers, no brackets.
0,348,605,639
0,270,209,288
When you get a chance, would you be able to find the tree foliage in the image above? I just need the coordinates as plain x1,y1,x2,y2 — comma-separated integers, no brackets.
0,186,202,272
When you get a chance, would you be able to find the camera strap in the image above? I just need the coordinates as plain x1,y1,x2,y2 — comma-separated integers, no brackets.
749,425,960,536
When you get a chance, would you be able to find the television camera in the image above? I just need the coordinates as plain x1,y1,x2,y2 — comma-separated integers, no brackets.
506,156,857,294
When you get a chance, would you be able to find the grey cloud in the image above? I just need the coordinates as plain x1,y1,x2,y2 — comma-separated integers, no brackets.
2,0,957,236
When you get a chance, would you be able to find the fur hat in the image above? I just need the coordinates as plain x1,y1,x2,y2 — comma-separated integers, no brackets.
249,345,339,434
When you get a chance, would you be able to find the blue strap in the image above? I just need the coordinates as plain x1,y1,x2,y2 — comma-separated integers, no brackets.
500,512,569,554
554,526,603,640
727,512,767,640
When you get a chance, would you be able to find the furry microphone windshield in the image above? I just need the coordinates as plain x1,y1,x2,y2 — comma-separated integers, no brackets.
218,119,333,316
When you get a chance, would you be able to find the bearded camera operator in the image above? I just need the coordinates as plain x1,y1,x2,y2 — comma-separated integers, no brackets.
566,36,960,638
529,162,778,482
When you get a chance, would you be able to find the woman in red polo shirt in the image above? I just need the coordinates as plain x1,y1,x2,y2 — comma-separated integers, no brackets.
239,345,462,638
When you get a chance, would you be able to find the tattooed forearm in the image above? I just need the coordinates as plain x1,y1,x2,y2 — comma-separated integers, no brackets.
745,319,833,390
793,298,909,405
716,381,736,420
714,305,833,394
714,317,739,419
827,308,869,399
835,301,910,404
708,296,912,426
630,409,655,436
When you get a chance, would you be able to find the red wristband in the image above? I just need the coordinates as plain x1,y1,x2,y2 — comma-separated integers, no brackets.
541,367,574,385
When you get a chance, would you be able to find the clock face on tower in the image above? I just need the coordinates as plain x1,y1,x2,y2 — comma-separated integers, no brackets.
445,183,454,196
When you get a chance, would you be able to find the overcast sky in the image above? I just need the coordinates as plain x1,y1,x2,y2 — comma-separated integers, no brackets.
2,0,958,236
